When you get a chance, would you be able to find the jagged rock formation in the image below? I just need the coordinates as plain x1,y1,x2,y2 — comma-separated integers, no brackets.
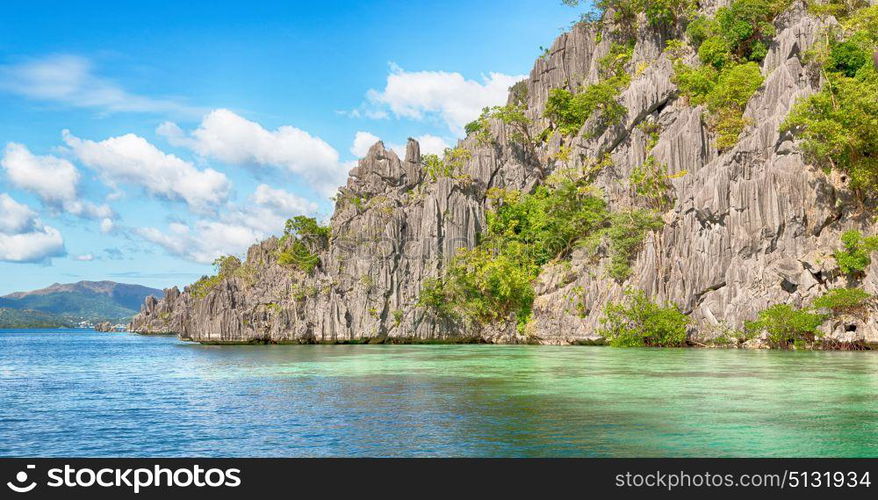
132,1,878,346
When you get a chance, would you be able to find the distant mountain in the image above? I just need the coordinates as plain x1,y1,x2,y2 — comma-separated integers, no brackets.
0,281,162,327
0,308,76,329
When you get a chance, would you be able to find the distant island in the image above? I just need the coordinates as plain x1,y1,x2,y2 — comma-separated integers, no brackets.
0,281,162,329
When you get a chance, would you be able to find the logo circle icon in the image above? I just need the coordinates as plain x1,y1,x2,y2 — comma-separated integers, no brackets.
7,465,37,494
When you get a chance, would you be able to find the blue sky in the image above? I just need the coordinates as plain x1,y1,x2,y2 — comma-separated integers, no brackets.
0,0,580,295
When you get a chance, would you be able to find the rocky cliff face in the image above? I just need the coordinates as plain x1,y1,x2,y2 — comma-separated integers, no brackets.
131,1,878,345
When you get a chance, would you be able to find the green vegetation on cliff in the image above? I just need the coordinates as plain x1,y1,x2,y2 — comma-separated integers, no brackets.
544,42,633,137
807,0,871,19
420,164,610,329
833,229,878,276
600,285,874,349
598,288,690,347
603,210,665,280
745,304,827,348
781,5,878,197
671,0,788,149
813,287,873,316
421,147,474,182
191,256,242,298
276,216,330,273
190,216,330,300
629,154,684,212
419,155,668,329
465,102,532,147
744,287,874,349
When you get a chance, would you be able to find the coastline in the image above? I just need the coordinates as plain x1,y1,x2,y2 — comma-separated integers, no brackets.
134,329,878,350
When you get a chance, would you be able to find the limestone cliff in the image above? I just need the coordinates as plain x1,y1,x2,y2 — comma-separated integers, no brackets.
131,1,878,346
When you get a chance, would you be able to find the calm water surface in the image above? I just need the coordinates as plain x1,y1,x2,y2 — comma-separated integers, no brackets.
1,329,877,457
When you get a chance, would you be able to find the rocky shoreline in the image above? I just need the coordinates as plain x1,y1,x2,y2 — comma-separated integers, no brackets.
155,329,876,349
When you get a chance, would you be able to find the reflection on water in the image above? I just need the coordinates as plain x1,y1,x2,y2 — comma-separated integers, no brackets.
1,329,877,457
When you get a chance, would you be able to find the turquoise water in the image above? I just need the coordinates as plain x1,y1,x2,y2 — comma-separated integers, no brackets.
1,329,877,457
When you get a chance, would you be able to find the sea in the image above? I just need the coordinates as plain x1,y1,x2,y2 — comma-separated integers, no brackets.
1,328,877,457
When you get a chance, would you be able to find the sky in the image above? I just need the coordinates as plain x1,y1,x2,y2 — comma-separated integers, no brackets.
0,0,581,295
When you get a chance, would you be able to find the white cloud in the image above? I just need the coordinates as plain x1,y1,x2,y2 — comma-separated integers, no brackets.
74,253,94,261
158,109,348,196
1,143,112,219
412,134,450,156
0,193,65,263
100,218,115,233
136,184,319,263
351,131,381,158
249,184,318,220
0,229,65,264
62,130,231,214
0,55,198,116
1,143,77,203
222,184,320,234
0,193,38,234
365,64,525,135
137,220,261,264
